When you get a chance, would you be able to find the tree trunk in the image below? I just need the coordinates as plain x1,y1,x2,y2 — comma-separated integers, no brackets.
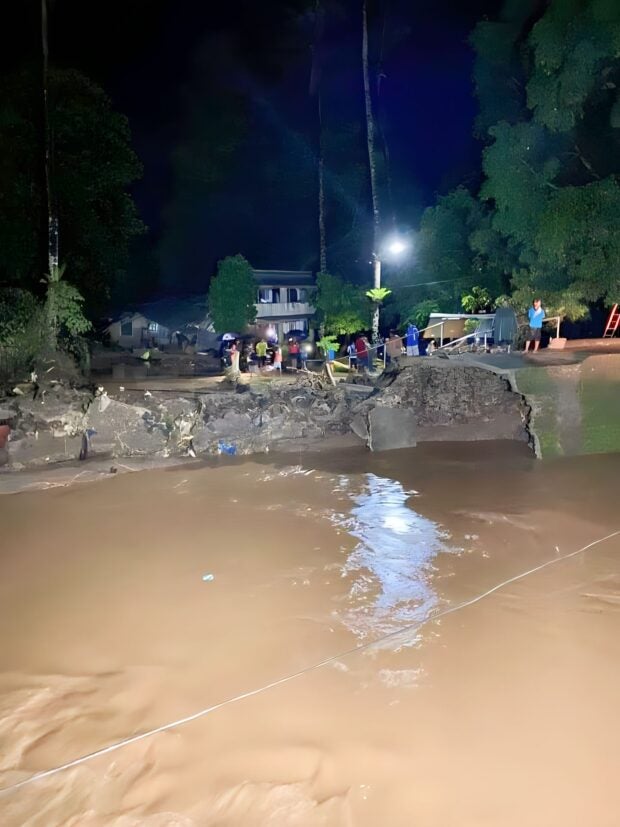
41,0,58,278
372,259,381,343
362,0,381,342
318,94,327,273
362,0,380,247
42,0,59,352
376,6,396,228
311,1,327,274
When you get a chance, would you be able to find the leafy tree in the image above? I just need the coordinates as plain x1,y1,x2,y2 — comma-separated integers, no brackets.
207,254,257,333
42,263,91,350
0,289,46,380
460,0,620,318
536,179,620,302
461,286,493,314
0,289,44,348
316,334,339,356
416,187,508,308
0,68,145,315
366,286,391,339
470,0,539,136
527,0,620,133
314,271,370,335
404,299,441,330
480,122,561,251
366,287,391,303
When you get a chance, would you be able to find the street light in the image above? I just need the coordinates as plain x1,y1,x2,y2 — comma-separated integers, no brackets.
371,235,410,342
385,237,408,257
374,235,410,287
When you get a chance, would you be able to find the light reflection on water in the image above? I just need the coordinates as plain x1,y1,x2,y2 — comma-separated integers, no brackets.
334,473,454,644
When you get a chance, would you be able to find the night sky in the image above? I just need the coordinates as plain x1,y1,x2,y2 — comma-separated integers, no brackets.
6,0,501,299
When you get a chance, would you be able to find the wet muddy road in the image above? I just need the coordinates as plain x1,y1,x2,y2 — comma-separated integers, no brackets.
1,442,619,826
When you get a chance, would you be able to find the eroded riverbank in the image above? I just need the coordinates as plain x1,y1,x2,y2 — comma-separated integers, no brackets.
1,442,619,826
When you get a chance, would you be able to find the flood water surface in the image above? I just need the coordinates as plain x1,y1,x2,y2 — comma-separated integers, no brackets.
1,443,619,826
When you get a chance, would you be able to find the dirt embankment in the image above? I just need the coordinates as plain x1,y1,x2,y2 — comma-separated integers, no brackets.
0,360,530,471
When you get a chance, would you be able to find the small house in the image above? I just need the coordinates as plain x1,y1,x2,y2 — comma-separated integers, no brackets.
252,270,316,342
104,297,214,351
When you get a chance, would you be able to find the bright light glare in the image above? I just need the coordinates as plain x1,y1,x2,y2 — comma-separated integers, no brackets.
387,239,408,256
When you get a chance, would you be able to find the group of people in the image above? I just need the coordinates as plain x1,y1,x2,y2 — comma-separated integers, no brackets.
346,324,421,372
222,336,307,374
222,302,545,378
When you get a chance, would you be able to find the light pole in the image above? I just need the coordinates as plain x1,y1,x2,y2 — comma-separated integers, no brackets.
371,236,410,343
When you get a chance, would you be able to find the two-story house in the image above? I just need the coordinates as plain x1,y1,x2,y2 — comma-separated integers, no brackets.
252,270,316,342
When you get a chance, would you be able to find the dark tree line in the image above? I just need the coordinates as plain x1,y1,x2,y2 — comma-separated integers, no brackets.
387,0,620,329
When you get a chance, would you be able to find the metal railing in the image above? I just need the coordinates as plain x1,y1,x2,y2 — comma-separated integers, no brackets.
545,316,562,338
517,315,562,338
421,320,449,346
318,313,564,373
438,332,480,351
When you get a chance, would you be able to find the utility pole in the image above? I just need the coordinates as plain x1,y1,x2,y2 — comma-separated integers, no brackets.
362,0,381,342
41,0,59,276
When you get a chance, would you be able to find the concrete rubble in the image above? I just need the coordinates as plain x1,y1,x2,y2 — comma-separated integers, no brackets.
0,360,530,470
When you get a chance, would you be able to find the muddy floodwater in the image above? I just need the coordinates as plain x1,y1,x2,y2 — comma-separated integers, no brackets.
1,442,619,826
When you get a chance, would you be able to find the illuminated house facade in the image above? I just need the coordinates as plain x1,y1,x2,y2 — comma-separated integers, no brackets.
253,270,316,341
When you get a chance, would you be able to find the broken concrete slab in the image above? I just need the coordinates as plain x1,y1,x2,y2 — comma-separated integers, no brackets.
368,406,417,452
350,413,369,442
85,397,168,457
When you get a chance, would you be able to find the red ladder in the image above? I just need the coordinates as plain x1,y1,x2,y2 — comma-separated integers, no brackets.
603,303,619,337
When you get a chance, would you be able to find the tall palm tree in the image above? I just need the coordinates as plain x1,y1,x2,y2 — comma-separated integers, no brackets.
41,0,58,278
362,0,382,341
310,0,327,273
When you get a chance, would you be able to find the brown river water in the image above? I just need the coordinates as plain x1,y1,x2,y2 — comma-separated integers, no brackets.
1,442,619,826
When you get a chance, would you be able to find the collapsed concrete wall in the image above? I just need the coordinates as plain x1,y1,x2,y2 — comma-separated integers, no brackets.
0,360,530,468
511,354,620,457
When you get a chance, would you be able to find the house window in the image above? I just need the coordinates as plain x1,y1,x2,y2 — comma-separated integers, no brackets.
148,322,158,332
258,288,282,303
120,320,133,337
283,319,308,334
289,288,299,302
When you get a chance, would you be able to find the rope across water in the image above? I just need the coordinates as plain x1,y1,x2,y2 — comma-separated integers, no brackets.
1,528,618,796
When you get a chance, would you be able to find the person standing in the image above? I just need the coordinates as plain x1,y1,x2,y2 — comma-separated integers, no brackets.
256,338,268,368
524,298,545,353
347,341,358,371
387,331,402,364
299,346,308,371
273,344,283,374
229,339,240,371
288,337,300,369
0,421,10,467
405,323,419,356
355,334,369,373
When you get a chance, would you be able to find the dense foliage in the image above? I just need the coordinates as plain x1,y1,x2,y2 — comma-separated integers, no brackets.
207,254,257,333
314,271,370,335
395,0,620,325
0,68,145,316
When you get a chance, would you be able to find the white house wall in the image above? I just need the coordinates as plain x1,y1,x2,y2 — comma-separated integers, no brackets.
107,314,171,350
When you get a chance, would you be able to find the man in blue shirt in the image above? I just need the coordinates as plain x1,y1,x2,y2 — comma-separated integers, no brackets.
524,298,545,353
405,323,419,356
